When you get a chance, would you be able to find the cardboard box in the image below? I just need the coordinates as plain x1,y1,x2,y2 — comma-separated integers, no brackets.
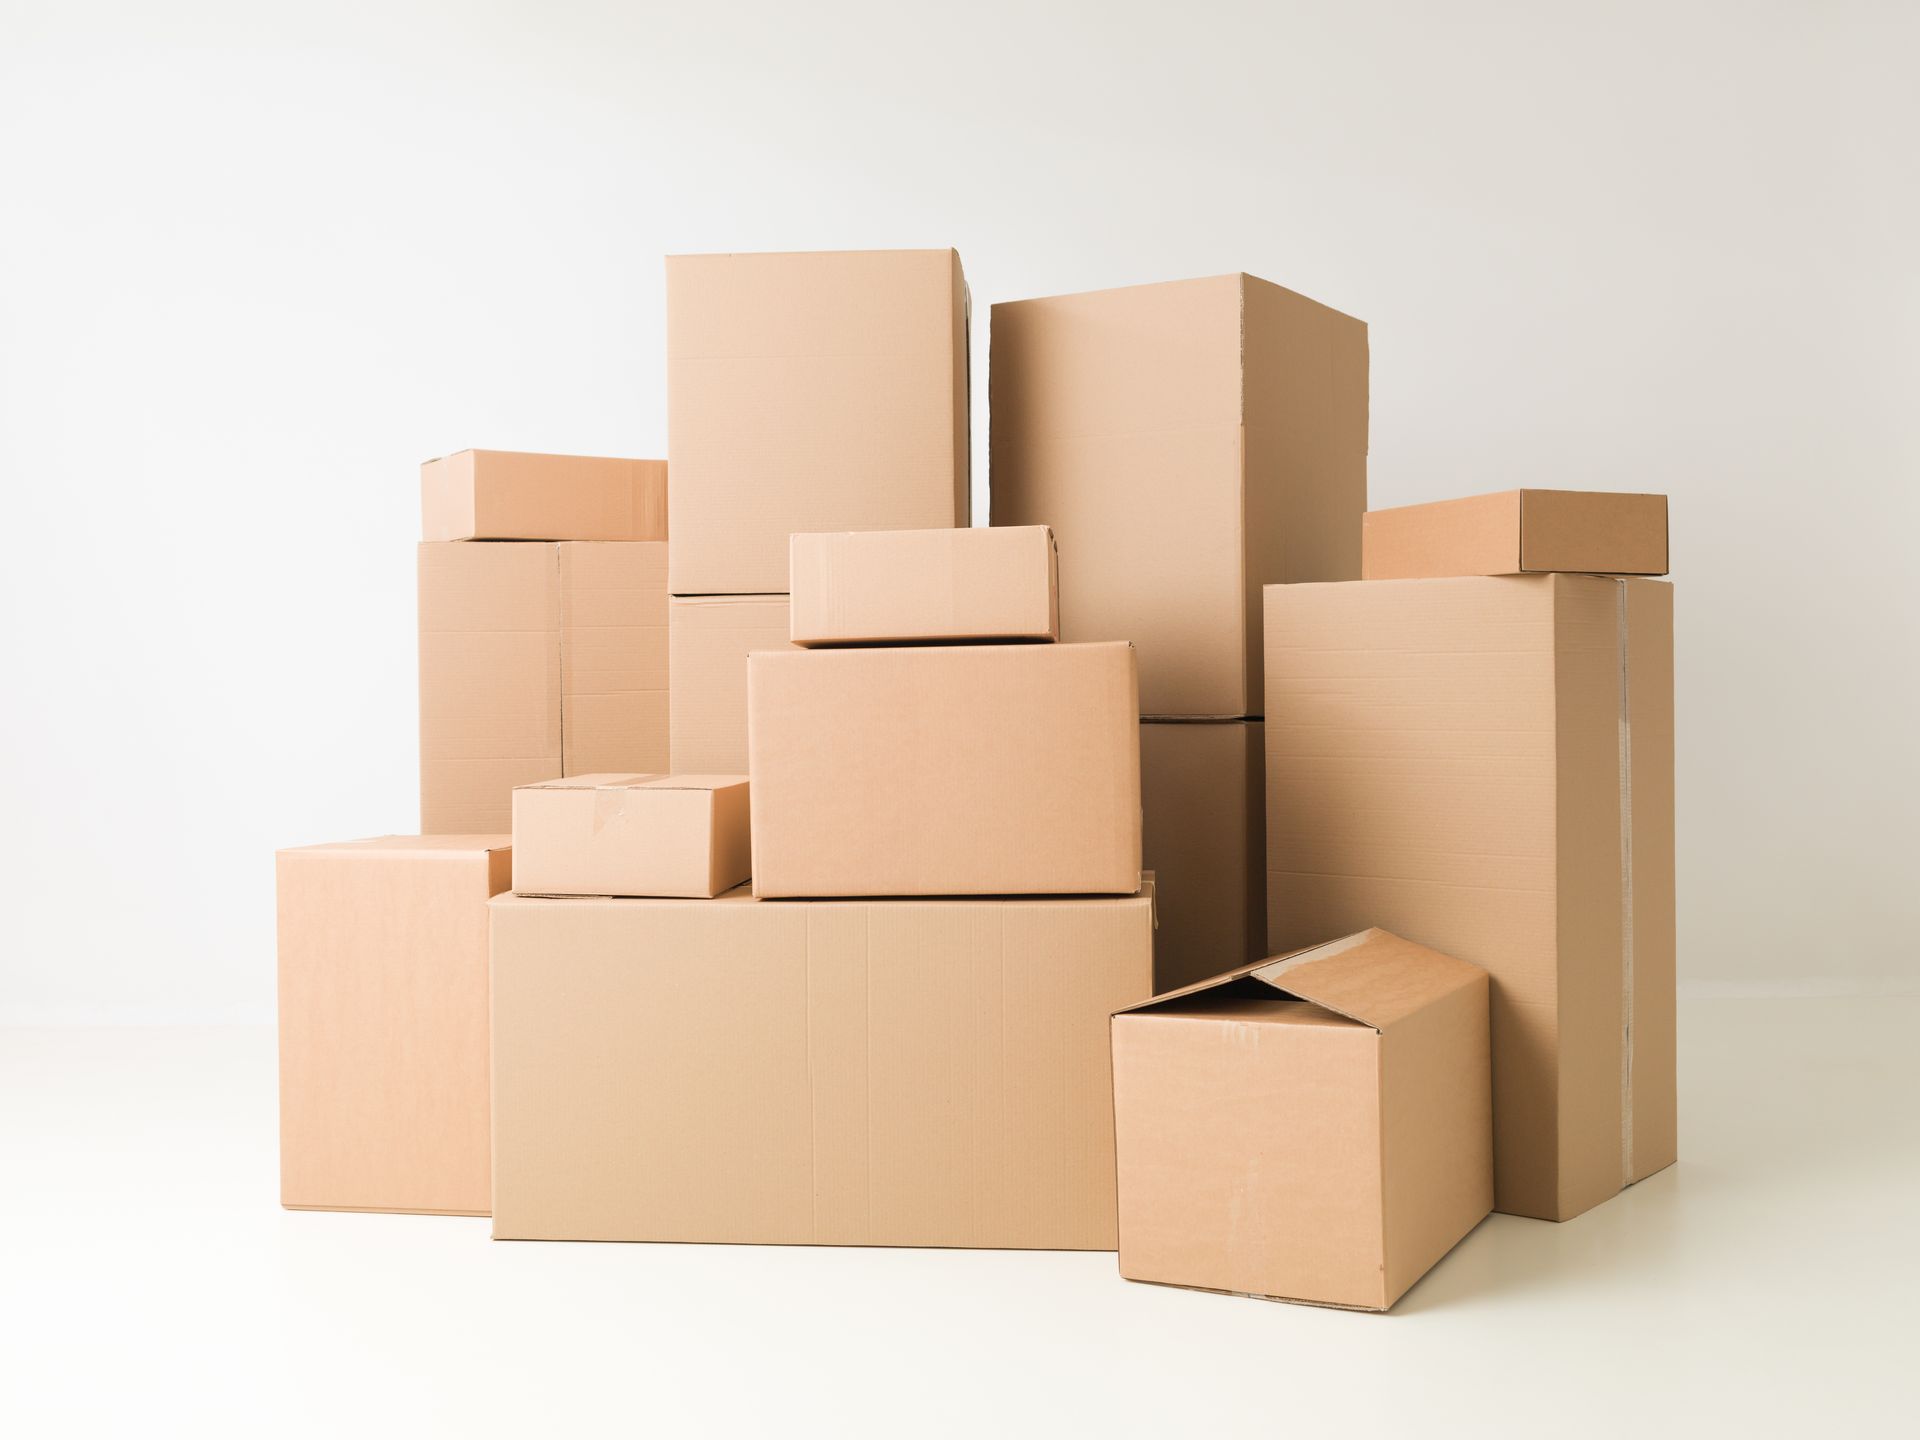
990,274,1367,718
668,594,795,773
1112,928,1492,1311
277,835,511,1215
1140,720,1265,991
789,525,1058,646
511,773,750,899
418,541,669,832
666,248,970,594
1264,574,1676,1221
747,642,1141,897
490,882,1155,1247
420,449,669,543
1363,489,1669,580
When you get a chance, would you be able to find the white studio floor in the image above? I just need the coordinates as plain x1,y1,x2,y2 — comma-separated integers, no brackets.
3,995,1914,1437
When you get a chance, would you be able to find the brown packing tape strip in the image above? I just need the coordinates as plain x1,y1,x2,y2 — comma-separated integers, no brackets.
1615,579,1635,1186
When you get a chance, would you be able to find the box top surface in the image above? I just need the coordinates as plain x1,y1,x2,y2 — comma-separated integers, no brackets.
279,834,510,859
516,773,746,794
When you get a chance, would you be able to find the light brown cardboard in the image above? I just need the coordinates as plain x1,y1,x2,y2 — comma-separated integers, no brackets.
1140,720,1265,991
789,525,1058,646
990,273,1367,717
489,882,1156,1247
420,449,668,543
512,774,750,899
277,835,511,1215
1264,574,1677,1221
418,541,669,832
747,642,1141,897
668,594,796,773
1112,929,1492,1310
666,248,969,594
1362,489,1669,579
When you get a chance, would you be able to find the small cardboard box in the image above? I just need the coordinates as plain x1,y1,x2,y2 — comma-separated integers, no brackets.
511,773,750,899
1112,929,1492,1311
277,835,511,1215
1363,489,1669,579
421,449,669,543
789,525,1058,646
668,594,796,773
747,641,1141,897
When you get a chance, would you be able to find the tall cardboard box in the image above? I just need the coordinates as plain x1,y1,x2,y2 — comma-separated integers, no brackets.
1140,720,1265,991
668,594,795,773
1264,574,1676,1221
990,273,1367,718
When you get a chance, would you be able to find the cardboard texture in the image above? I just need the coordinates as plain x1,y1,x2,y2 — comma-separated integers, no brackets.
511,773,750,899
418,541,669,832
1140,720,1266,992
277,835,511,1215
990,273,1368,718
747,641,1142,897
669,594,796,773
1264,574,1677,1221
666,248,970,594
1112,929,1493,1311
490,883,1156,1248
1363,489,1669,580
789,525,1058,646
420,449,669,543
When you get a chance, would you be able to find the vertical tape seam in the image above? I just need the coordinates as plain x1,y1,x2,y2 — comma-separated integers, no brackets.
1616,579,1635,1185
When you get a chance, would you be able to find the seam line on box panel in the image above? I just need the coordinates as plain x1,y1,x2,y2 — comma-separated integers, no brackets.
1616,579,1635,1186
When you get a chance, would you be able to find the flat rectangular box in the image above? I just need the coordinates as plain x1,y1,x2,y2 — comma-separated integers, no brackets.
991,274,1367,717
1264,574,1676,1221
277,835,511,1215
666,248,970,594
669,594,795,773
1113,929,1492,1311
419,541,669,832
789,525,1058,646
490,883,1156,1247
748,642,1141,897
1363,489,1669,580
511,774,750,899
421,449,669,543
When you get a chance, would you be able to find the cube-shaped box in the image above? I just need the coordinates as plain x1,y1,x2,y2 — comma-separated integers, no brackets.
1112,929,1492,1311
1362,489,1669,580
789,525,1058,646
668,594,796,773
420,449,669,543
512,773,751,899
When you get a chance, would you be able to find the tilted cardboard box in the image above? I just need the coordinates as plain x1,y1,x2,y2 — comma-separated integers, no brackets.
1112,929,1492,1311
511,774,750,899
747,641,1141,897
666,248,970,594
490,883,1156,1247
789,525,1058,646
1265,574,1676,1221
1363,489,1669,580
277,835,510,1215
420,449,669,543
990,274,1367,717
668,594,795,773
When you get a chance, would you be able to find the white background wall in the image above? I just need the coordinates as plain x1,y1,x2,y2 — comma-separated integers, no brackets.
1,0,1913,1021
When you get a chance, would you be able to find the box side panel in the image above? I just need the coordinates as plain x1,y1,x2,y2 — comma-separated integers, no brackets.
1521,492,1669,575
951,248,972,527
1626,580,1677,1182
559,542,670,776
1361,492,1523,580
471,452,669,543
789,526,1056,645
420,450,478,542
669,595,794,772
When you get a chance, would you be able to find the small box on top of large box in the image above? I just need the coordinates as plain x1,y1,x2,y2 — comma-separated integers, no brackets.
512,773,750,899
1363,488,1668,579
789,525,1058,646
421,449,668,543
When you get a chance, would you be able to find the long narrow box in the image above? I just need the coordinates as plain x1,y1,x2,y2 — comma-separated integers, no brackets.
991,273,1367,717
490,883,1156,1247
512,773,750,899
789,525,1058,646
277,835,511,1215
1363,489,1668,579
1264,574,1676,1221
421,449,669,543
747,642,1141,897
669,594,795,772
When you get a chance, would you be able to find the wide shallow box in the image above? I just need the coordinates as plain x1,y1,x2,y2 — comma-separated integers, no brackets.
420,449,669,543
419,540,668,832
277,835,511,1215
668,594,795,772
1112,928,1492,1311
1363,489,1669,580
990,273,1367,717
512,774,750,898
789,525,1058,646
747,641,1141,897
666,248,969,594
1265,574,1676,1221
490,882,1156,1247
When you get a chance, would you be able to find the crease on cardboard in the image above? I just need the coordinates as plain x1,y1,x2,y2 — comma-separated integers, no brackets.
1615,579,1635,1186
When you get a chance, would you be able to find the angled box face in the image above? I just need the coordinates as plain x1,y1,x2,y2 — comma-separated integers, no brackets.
512,774,750,899
558,542,670,777
420,450,669,543
669,594,795,773
666,248,970,594
747,642,1142,897
1362,490,1669,579
789,525,1058,646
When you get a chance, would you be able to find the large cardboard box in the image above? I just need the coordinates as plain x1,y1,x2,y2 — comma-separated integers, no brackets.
420,449,668,543
747,642,1141,897
990,274,1367,718
789,525,1058,646
1264,574,1676,1221
668,594,795,773
490,883,1156,1247
511,773,750,899
1363,489,1669,580
666,248,970,594
1112,929,1492,1311
277,835,511,1215
418,541,669,833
